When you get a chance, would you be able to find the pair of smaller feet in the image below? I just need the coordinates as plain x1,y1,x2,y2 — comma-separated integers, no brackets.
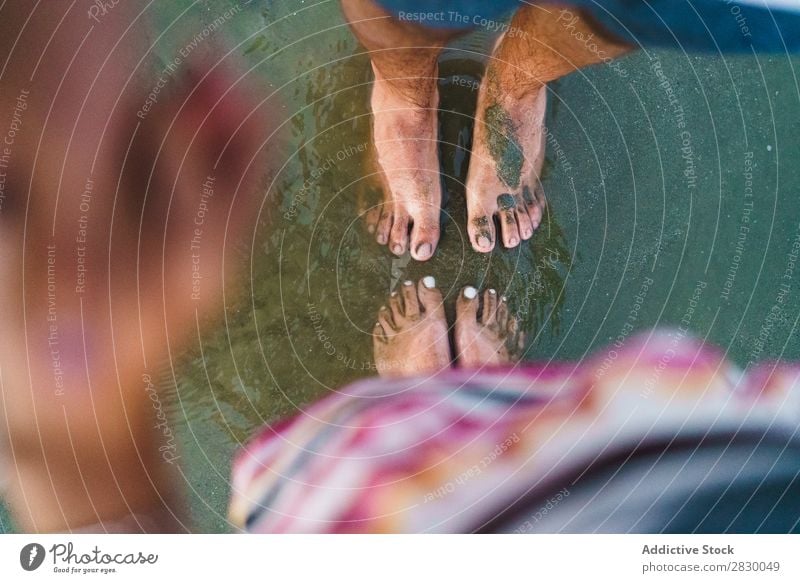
373,276,524,377
365,63,548,261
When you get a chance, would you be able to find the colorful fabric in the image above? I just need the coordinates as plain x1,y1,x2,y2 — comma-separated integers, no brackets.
229,330,800,533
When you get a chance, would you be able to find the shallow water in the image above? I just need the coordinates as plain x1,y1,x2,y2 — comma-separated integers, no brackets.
3,0,799,533
165,0,573,532
159,0,800,533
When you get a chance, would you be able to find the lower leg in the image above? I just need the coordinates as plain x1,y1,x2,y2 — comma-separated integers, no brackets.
342,0,454,104
342,0,463,260
490,6,631,96
466,5,632,251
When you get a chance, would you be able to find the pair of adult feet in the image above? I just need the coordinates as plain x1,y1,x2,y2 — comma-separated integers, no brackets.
365,63,548,261
373,277,524,376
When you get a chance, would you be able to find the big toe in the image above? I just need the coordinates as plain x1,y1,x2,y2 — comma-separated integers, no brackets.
468,211,496,253
456,285,480,322
410,218,440,262
417,276,445,317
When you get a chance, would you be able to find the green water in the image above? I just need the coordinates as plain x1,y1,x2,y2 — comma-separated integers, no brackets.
3,0,800,532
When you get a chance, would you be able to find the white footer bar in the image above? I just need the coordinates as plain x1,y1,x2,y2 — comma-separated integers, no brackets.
1,534,796,582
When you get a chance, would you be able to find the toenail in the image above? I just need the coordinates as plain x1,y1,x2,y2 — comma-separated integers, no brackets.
377,234,387,244
367,224,375,234
391,291,398,297
416,243,432,259
509,237,518,246
403,280,413,287
392,244,403,254
380,306,388,311
422,276,436,289
477,235,491,249
497,193,516,210
489,289,496,295
463,286,478,299
501,295,507,302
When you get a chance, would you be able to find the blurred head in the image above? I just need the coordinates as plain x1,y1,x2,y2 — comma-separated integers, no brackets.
0,1,279,531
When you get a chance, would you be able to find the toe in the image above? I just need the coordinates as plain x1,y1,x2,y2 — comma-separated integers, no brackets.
507,315,518,337
496,295,510,330
528,203,543,230
536,185,547,210
378,306,396,335
468,211,495,253
389,291,405,324
499,208,520,248
526,187,545,230
400,279,420,319
373,321,388,343
509,317,526,353
507,315,525,350
410,218,439,262
496,193,520,248
516,205,534,240
417,276,445,317
389,212,409,256
376,206,392,245
482,288,498,326
456,285,480,321
365,206,381,235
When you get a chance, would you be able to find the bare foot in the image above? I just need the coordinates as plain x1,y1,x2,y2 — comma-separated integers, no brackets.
455,286,525,367
373,277,451,376
365,64,442,261
465,67,547,252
